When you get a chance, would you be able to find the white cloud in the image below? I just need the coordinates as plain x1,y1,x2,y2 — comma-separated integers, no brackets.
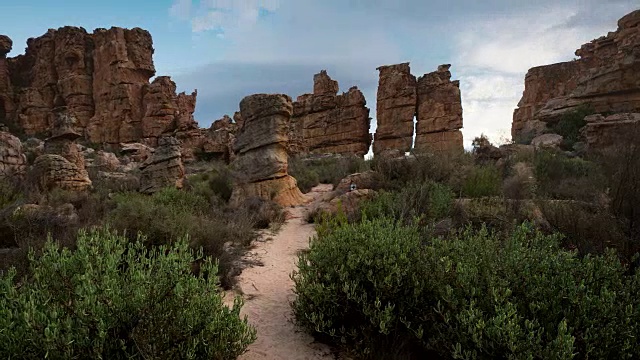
170,0,282,34
453,2,635,145
169,0,192,21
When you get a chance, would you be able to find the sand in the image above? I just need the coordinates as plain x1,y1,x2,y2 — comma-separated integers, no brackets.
228,184,337,360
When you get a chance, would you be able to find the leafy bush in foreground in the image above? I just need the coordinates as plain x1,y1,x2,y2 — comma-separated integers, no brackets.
0,228,256,359
292,218,640,359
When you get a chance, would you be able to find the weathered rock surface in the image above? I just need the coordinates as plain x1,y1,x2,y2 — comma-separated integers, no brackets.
583,113,640,149
531,133,564,149
31,154,92,191
373,63,464,155
334,171,380,195
512,9,640,141
290,71,371,156
414,64,464,153
230,94,306,207
139,136,184,194
373,63,416,155
0,131,27,177
2,26,202,159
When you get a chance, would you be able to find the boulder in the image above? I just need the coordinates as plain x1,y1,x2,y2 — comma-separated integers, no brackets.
334,171,380,195
139,136,184,194
31,154,92,191
0,131,27,177
531,133,564,149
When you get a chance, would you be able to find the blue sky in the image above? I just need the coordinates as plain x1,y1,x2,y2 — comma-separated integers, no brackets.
2,0,638,147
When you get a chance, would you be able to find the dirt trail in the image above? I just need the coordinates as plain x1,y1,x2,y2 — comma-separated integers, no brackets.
230,184,336,360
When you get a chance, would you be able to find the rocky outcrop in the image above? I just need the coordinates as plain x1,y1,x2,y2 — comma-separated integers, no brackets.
29,112,92,191
31,154,92,191
2,27,201,154
414,64,463,153
512,10,640,141
583,113,640,149
230,94,306,207
139,136,185,194
0,131,27,177
290,71,371,157
0,35,12,126
373,63,464,155
373,63,416,155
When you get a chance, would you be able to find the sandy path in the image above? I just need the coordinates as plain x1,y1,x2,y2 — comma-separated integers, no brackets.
230,184,336,360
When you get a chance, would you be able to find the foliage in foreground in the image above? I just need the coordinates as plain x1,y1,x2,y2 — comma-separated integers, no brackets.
292,217,640,359
0,228,256,359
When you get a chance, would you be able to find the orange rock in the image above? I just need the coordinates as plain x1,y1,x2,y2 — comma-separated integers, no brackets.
373,63,416,155
512,9,640,142
291,71,371,157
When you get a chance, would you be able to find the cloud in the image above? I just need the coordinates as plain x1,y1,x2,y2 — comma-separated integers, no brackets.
168,0,639,147
170,0,282,34
453,0,638,146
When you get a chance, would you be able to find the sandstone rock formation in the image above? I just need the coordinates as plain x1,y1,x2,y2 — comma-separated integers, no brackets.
29,112,92,192
230,94,306,207
373,63,464,155
0,131,27,177
512,10,640,141
139,136,185,194
583,113,640,149
373,63,416,155
290,71,371,157
414,64,463,152
1,27,200,155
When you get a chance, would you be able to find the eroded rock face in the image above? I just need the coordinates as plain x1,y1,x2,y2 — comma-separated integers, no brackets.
4,26,200,154
230,94,306,207
512,9,640,141
583,113,640,149
291,71,371,156
373,63,416,155
0,131,27,177
373,63,464,155
139,136,184,194
31,155,92,191
414,64,463,153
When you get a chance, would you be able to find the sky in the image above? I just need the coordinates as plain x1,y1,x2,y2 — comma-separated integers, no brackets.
1,0,638,148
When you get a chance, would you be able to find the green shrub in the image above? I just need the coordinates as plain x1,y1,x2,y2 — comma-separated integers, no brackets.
288,158,320,193
293,218,640,359
0,228,255,359
551,106,593,149
359,181,453,225
185,163,234,203
107,188,257,288
289,155,368,191
462,165,502,198
0,178,22,209
534,150,604,201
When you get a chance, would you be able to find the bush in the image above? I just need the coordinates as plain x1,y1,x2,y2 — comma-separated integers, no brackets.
185,163,234,203
358,181,453,225
534,150,604,201
551,106,592,150
107,188,257,288
462,165,502,198
293,218,640,359
0,228,255,359
289,155,368,191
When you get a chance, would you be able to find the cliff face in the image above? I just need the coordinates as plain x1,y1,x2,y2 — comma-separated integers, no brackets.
0,27,197,149
290,71,371,157
373,63,464,155
512,10,640,141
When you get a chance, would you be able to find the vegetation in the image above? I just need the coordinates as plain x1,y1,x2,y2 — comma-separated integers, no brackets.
0,229,255,359
293,216,640,359
289,154,368,192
